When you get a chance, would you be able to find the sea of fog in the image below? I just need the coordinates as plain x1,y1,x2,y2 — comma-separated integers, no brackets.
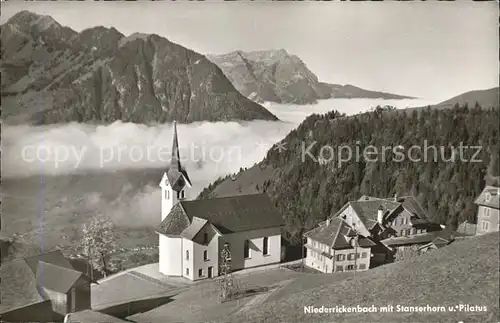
2,98,436,194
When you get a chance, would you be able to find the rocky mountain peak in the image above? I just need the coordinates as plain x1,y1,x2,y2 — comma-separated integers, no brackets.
209,49,413,104
1,11,278,125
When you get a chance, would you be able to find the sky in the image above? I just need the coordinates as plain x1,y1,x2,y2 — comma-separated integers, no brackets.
1,1,498,101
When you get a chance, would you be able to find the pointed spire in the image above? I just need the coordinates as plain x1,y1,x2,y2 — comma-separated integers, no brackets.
171,121,181,170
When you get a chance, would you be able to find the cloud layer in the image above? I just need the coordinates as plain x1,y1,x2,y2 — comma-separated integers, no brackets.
2,98,435,230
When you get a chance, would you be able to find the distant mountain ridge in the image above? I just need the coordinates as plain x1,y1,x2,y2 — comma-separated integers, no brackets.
208,49,414,104
1,11,278,125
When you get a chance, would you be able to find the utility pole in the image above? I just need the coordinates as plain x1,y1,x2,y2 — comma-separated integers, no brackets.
301,234,305,272
350,234,359,278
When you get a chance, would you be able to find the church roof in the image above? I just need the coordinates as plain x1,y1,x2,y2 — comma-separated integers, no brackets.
156,204,191,237
156,193,284,236
180,217,209,240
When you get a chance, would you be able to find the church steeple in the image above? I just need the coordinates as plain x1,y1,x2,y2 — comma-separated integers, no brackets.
159,121,192,221
170,121,182,171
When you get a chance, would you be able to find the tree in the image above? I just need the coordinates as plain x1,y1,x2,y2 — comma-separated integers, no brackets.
80,216,119,278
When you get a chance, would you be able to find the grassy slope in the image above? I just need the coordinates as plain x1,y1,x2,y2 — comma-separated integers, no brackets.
127,268,306,323
234,233,500,323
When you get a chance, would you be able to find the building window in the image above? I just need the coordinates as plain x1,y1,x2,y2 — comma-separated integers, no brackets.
186,268,189,276
359,263,366,270
336,254,343,262
482,221,490,231
263,237,269,255
356,253,360,259
204,250,208,261
485,208,490,217
186,250,189,261
361,252,367,258
346,264,355,271
336,266,343,272
244,240,250,258
199,269,203,277
165,190,169,199
347,253,355,261
181,190,185,199
325,265,328,273
203,233,209,244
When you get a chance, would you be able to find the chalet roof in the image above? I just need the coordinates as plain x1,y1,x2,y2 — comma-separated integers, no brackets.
417,236,451,251
381,231,454,247
36,261,85,294
349,199,400,228
157,193,284,236
24,250,74,274
305,218,376,250
400,196,429,219
332,220,377,249
335,195,430,232
430,236,452,248
304,218,343,246
474,186,500,209
0,250,87,314
0,259,46,314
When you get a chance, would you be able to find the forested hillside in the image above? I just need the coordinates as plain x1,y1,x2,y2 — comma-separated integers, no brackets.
199,104,500,244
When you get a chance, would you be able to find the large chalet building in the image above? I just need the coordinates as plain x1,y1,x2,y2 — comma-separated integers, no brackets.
456,185,499,236
474,185,499,235
305,195,444,273
155,122,284,281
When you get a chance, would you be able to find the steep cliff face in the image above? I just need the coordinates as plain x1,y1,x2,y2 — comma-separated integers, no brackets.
1,11,278,125
208,49,413,104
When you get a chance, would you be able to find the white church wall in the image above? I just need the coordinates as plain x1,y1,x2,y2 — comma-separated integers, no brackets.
222,227,282,271
159,234,182,276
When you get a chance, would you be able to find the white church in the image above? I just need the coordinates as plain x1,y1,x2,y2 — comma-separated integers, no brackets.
155,122,284,281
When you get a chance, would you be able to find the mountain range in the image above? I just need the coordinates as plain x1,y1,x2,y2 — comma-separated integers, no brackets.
208,50,414,104
1,11,278,125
